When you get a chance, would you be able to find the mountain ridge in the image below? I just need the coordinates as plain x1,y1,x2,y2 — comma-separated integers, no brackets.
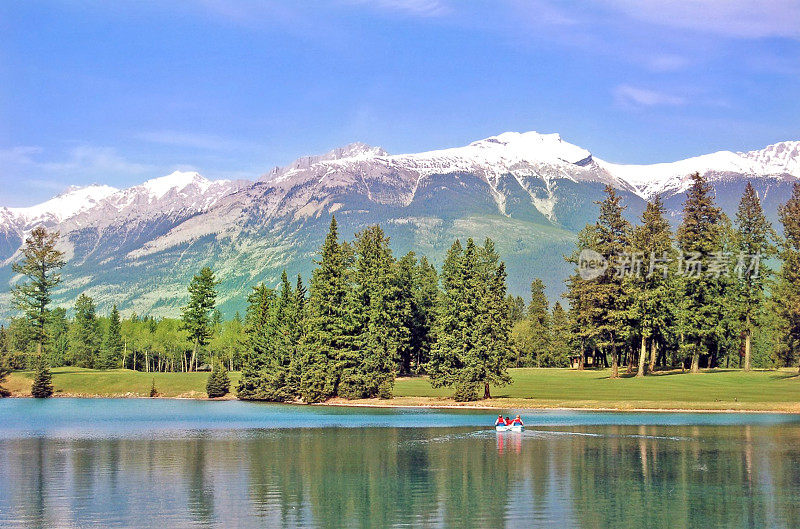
1,131,798,318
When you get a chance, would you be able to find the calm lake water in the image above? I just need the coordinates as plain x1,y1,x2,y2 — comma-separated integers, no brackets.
1,400,799,528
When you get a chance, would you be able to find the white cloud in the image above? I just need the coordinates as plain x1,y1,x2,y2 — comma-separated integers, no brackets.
136,130,257,151
614,85,686,107
0,144,156,205
345,0,449,17
595,0,800,39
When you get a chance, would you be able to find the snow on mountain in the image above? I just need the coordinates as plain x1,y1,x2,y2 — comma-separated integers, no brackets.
597,141,800,199
6,184,118,226
739,141,800,176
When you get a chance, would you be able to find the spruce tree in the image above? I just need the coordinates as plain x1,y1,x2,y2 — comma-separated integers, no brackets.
426,240,467,392
593,186,631,378
393,252,418,375
564,224,602,370
69,294,100,368
259,271,299,401
526,278,550,366
472,239,513,399
101,305,124,369
237,283,277,399
46,308,69,367
676,173,725,373
426,238,512,400
734,182,779,371
549,302,572,367
299,216,356,403
411,256,438,372
629,196,674,376
206,362,231,398
30,359,54,398
777,183,800,372
341,225,398,399
180,267,218,372
12,227,65,359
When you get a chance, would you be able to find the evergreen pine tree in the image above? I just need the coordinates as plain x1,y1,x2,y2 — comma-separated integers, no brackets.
100,305,124,369
628,196,675,376
236,284,278,399
259,271,298,401
46,308,69,367
426,238,512,401
676,173,725,373
472,239,513,399
411,256,438,372
527,278,550,366
69,293,100,368
149,378,158,397
206,361,231,398
393,252,418,375
777,183,800,372
30,359,54,398
12,227,65,360
564,224,602,370
593,186,631,378
549,302,572,367
180,267,218,372
341,225,398,399
299,217,356,403
426,240,467,392
734,182,779,370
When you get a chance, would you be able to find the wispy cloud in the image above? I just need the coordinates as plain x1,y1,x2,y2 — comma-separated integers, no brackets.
136,130,258,152
0,145,156,205
614,85,686,107
595,0,800,39
345,0,449,17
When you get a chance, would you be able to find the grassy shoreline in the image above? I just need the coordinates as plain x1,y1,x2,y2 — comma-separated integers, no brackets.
4,366,799,412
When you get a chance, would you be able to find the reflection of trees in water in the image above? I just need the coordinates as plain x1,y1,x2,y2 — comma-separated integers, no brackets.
565,425,800,529
245,428,441,528
2,426,800,528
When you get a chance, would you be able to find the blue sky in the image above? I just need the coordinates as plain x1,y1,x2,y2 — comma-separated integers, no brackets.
1,0,799,206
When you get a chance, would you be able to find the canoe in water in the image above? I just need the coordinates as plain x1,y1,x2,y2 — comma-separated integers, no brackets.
495,424,523,432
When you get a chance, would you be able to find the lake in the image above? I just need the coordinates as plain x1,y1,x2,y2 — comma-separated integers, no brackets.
1,399,799,528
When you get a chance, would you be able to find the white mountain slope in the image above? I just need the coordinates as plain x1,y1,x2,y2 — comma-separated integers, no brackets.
596,140,800,199
2,184,118,228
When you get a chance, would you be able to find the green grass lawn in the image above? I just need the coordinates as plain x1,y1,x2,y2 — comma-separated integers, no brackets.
393,367,800,408
4,366,799,409
6,367,241,398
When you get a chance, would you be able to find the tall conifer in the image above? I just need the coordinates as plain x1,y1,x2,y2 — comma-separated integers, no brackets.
734,182,778,370
676,173,724,373
777,183,800,372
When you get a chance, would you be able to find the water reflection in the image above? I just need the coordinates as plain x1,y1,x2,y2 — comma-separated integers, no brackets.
2,424,800,528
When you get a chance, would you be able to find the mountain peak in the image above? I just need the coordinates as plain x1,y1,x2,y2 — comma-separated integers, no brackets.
263,142,388,182
139,170,214,199
7,183,118,224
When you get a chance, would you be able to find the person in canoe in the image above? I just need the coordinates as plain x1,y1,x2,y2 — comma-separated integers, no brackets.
495,415,505,426
511,415,524,426
505,417,511,425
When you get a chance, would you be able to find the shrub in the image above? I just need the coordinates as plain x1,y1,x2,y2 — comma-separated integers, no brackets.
31,360,54,398
207,363,230,398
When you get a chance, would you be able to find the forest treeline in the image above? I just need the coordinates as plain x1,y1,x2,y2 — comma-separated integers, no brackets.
1,173,800,400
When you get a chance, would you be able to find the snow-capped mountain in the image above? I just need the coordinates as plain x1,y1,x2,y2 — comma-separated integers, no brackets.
597,140,800,199
0,131,797,318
